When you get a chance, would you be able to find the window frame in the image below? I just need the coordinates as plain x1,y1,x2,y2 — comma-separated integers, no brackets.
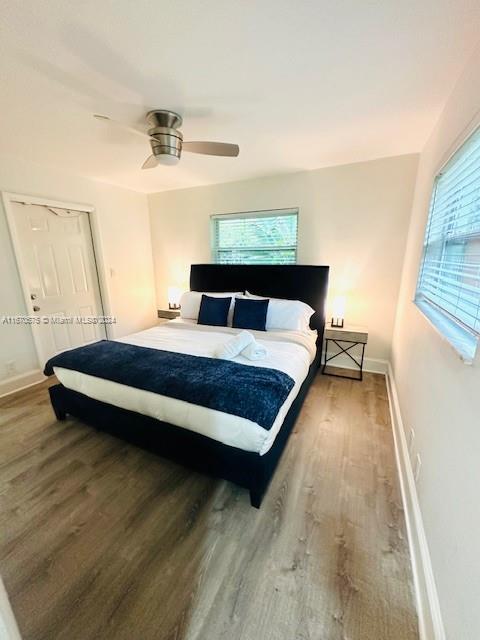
414,123,480,364
210,208,299,265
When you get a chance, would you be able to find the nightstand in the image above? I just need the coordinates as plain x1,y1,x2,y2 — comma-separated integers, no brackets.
157,309,180,322
322,323,368,381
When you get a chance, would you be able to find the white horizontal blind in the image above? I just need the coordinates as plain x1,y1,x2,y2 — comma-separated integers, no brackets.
212,209,298,264
416,126,480,334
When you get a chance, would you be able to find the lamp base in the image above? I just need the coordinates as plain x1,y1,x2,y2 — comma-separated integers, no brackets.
169,303,181,311
331,317,344,328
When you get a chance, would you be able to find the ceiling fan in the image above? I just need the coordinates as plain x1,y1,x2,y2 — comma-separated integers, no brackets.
94,109,240,169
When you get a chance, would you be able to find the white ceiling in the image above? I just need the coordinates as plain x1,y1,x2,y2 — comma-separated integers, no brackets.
1,0,479,193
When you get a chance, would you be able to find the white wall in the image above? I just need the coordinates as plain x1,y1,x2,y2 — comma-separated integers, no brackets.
0,154,157,392
149,154,418,365
392,44,480,640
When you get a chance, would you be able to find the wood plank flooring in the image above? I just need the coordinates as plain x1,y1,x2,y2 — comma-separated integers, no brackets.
0,373,418,640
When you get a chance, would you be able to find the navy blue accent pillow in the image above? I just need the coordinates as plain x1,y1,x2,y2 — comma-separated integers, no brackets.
232,298,269,331
197,294,232,327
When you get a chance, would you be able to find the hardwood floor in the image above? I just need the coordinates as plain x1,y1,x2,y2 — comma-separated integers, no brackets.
0,373,418,640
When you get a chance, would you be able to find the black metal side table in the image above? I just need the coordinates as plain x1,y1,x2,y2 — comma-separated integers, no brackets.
322,323,368,381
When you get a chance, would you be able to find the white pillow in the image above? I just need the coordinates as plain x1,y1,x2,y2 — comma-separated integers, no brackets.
244,291,315,332
180,291,242,324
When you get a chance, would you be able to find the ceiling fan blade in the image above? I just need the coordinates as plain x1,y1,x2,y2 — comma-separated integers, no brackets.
93,114,152,141
182,141,239,157
142,154,158,170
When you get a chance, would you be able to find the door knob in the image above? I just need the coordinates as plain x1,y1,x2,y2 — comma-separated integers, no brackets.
33,306,40,312
30,293,37,300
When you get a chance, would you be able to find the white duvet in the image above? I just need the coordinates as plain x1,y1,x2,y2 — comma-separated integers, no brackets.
53,319,317,455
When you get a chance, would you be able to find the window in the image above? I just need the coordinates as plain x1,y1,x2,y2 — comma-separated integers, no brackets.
211,209,298,264
415,126,480,361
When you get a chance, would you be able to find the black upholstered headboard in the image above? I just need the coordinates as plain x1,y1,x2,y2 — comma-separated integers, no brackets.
189,264,329,337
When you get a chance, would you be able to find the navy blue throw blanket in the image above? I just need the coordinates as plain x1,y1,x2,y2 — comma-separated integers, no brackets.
44,341,295,431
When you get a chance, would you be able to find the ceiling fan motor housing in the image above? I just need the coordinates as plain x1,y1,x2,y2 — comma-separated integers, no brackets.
147,110,183,163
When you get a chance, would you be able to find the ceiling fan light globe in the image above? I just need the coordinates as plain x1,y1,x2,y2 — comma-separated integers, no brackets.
156,154,180,166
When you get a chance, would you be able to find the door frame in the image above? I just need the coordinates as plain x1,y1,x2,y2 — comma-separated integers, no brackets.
2,191,111,370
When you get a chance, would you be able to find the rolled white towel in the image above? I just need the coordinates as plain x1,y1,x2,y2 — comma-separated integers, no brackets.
215,330,254,360
241,340,268,361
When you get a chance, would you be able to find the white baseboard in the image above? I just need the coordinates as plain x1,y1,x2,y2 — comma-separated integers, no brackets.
386,363,445,640
0,369,45,398
321,351,388,374
0,577,22,639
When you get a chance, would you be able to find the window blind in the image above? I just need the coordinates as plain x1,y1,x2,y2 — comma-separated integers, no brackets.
416,126,480,336
212,210,298,264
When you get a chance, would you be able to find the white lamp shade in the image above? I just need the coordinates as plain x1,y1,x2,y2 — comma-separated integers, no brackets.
168,286,182,306
332,295,346,318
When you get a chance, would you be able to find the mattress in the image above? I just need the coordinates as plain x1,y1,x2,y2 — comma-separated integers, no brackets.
53,319,317,455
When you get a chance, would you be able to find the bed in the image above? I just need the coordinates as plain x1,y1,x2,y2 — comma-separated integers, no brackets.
46,264,329,507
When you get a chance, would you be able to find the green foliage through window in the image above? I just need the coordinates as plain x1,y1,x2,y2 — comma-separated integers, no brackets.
212,210,298,264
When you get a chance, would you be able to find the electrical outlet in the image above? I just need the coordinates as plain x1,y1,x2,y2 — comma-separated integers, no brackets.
5,361,16,377
408,428,415,457
414,454,422,483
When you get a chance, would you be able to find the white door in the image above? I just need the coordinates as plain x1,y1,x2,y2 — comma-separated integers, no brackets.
11,202,106,367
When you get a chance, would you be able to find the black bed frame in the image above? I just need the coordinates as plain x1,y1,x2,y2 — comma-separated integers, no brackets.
49,264,329,508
